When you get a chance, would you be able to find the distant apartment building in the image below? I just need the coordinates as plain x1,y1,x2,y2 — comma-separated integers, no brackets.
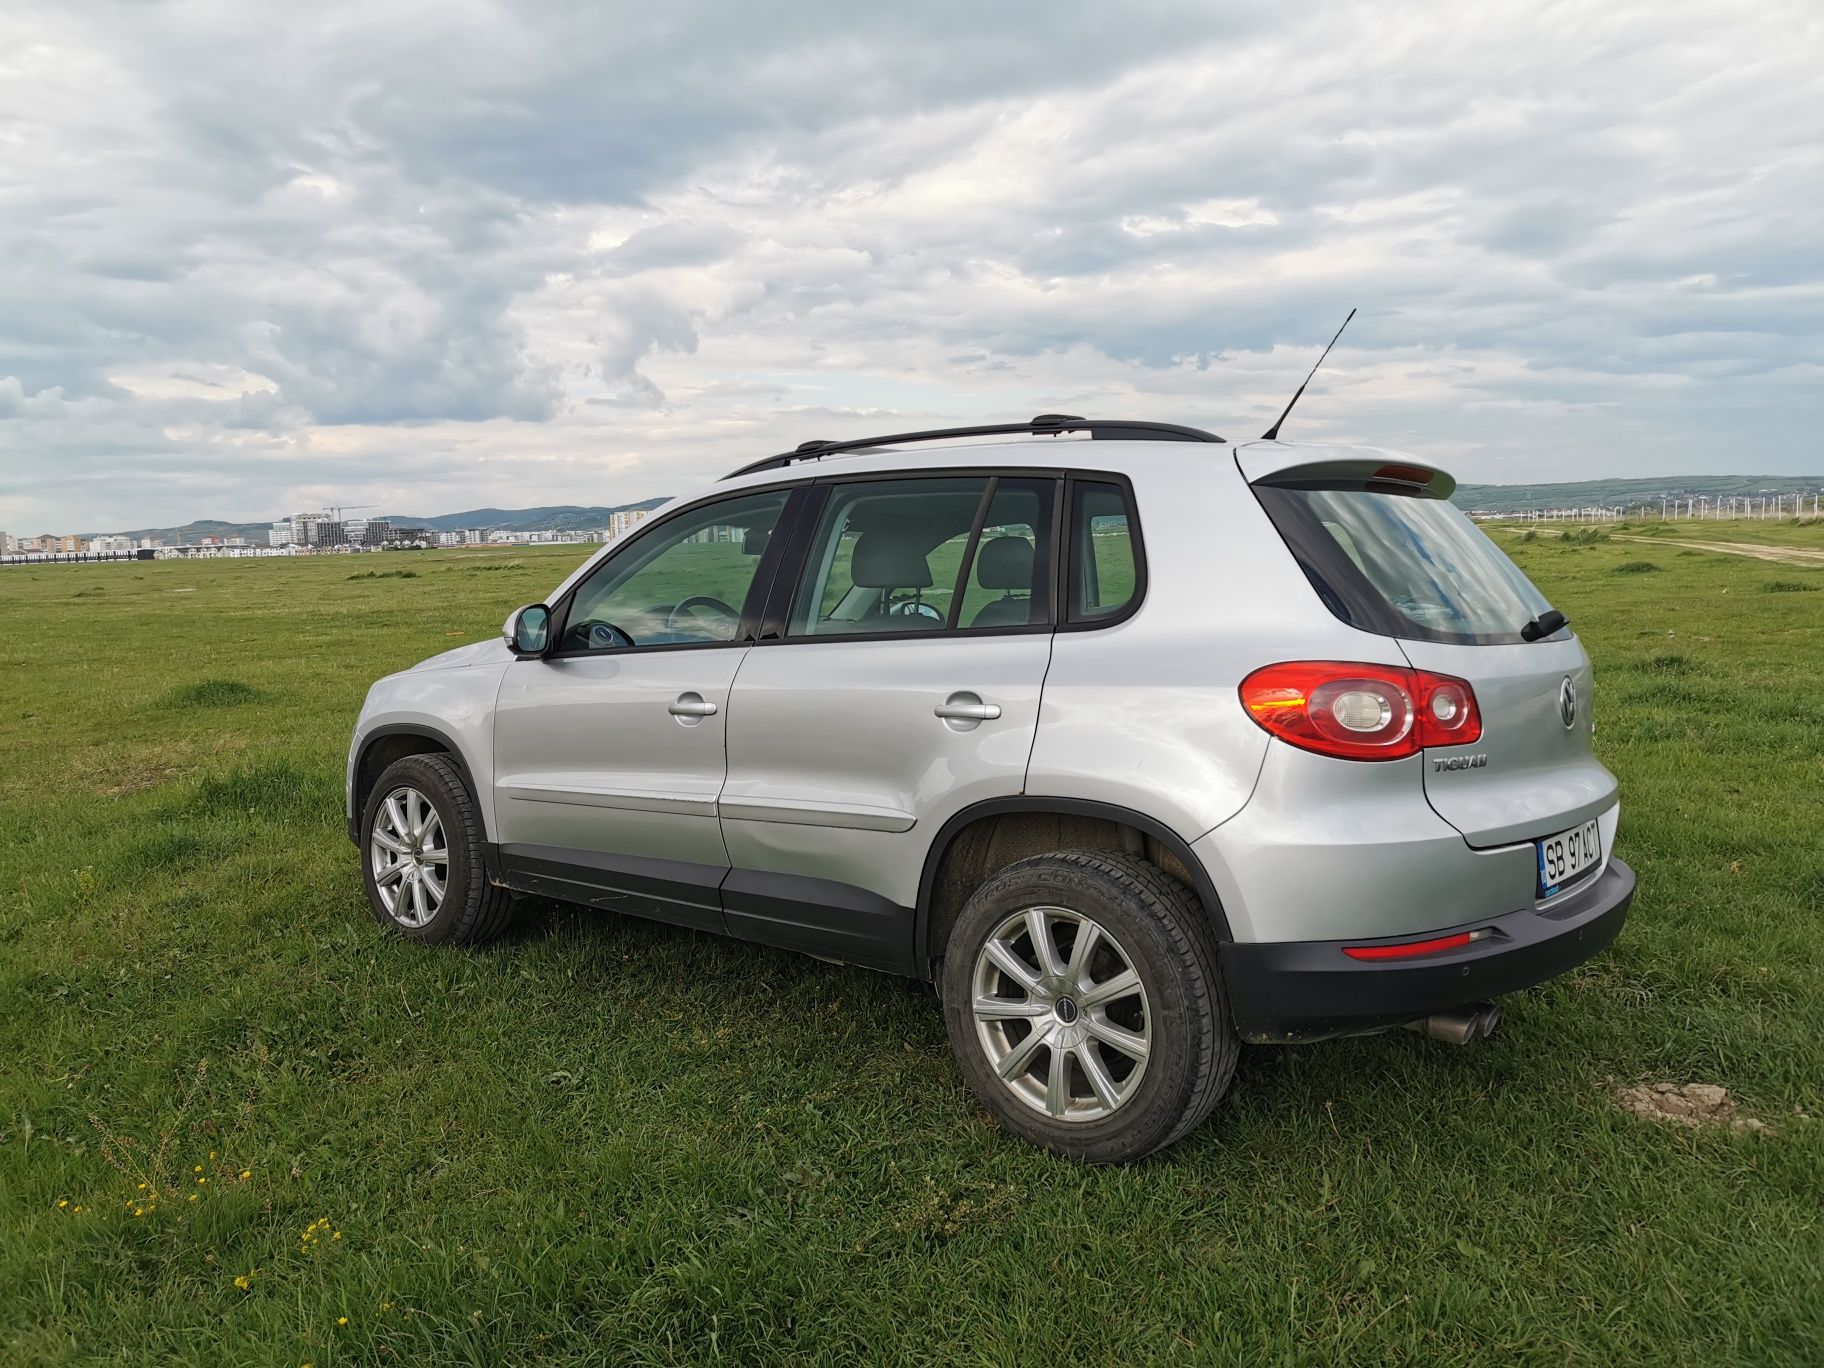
91,534,135,553
434,527,492,547
605,507,652,542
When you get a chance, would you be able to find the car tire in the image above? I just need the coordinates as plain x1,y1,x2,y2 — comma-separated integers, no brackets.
359,753,516,947
941,850,1237,1162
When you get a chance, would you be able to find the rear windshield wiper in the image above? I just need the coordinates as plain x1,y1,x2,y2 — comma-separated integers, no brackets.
1520,608,1568,642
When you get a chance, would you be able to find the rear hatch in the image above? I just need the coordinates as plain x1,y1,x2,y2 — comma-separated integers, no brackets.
1243,445,1617,851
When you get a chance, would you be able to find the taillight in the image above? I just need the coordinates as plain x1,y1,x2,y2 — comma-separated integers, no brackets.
1239,661,1482,761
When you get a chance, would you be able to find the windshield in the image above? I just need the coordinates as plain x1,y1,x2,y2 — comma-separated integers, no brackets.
1254,483,1553,645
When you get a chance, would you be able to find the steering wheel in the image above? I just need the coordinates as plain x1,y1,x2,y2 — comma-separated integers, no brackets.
890,600,943,621
665,594,740,639
582,620,635,650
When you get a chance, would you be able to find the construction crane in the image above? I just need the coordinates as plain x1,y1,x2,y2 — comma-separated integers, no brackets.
327,504,377,520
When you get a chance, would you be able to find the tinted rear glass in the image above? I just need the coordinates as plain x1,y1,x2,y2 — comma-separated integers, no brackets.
1254,484,1552,645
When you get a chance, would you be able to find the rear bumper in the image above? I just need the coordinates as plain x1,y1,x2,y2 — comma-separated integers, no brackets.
1221,857,1635,1043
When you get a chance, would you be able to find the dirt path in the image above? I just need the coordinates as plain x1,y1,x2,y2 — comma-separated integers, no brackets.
1613,535,1824,567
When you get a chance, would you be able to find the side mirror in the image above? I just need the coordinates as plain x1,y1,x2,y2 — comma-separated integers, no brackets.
504,603,551,656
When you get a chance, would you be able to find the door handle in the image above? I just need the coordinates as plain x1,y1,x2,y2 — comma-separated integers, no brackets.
669,693,719,718
934,696,1001,722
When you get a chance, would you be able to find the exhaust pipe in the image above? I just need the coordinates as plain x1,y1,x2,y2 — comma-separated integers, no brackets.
1403,1002,1502,1045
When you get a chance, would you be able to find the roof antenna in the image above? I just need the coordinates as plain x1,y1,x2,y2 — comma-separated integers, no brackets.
1261,308,1355,441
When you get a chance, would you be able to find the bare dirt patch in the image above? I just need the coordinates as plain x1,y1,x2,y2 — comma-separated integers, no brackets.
1616,535,1824,568
1616,1082,1770,1134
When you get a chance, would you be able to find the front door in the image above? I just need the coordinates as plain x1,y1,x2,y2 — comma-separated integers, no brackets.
491,487,792,929
719,473,1058,970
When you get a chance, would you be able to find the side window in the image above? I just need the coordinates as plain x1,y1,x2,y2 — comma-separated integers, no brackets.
956,478,1054,630
559,490,788,651
788,478,988,636
1068,481,1140,622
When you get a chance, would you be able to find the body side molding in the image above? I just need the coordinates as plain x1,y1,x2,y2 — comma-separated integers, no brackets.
717,795,917,832
501,782,719,817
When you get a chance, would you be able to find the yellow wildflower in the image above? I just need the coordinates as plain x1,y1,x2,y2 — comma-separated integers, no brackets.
337,1316,348,1326
233,1274,251,1290
240,1170,252,1180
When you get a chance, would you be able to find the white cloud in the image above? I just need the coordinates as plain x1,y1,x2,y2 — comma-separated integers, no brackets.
0,0,1820,531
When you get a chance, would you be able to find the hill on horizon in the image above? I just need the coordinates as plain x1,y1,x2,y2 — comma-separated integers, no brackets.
78,476,1824,543
1454,474,1824,514
93,497,671,545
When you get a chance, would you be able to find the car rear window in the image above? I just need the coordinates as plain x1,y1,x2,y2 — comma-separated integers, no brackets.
1253,483,1552,645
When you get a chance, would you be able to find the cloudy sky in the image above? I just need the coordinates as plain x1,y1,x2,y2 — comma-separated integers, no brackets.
2,0,1820,533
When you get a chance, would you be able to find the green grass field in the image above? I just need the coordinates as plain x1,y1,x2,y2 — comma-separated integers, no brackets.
3,529,1822,1365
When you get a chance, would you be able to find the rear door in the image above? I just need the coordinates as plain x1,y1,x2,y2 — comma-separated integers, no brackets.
1246,454,1617,861
717,472,1058,972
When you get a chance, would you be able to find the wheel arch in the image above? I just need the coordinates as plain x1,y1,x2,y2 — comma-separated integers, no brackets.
914,797,1233,975
350,723,481,842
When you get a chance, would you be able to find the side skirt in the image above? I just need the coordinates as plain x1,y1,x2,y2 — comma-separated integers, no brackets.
489,843,917,975
495,844,724,933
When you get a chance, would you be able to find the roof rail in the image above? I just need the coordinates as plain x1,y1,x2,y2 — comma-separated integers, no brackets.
721,414,1224,480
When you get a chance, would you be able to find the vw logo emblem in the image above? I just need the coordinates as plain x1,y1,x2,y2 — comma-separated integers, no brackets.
1559,677,1577,729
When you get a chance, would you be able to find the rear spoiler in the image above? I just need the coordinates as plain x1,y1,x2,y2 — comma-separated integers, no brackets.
1236,444,1456,500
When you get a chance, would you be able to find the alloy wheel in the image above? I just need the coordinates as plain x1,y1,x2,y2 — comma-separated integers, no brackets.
970,906,1152,1122
369,785,449,928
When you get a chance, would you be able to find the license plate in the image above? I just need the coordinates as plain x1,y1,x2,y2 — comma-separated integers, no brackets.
1537,819,1601,897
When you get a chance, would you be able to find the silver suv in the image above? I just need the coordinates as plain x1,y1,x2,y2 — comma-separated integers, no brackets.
347,415,1634,1161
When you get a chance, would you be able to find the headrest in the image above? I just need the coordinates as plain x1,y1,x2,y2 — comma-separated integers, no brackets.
851,530,933,588
742,526,770,557
975,535,1033,591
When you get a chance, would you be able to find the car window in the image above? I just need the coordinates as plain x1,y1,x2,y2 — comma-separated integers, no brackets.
560,490,788,651
789,477,988,636
956,478,1054,630
1068,482,1139,621
1253,484,1551,644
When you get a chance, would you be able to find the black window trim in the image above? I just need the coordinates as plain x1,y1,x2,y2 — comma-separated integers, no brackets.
765,466,1064,647
944,479,999,632
543,479,809,660
1060,471,1148,631
1248,479,1542,647
537,462,1148,659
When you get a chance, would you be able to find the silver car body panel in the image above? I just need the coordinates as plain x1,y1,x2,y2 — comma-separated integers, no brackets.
721,634,1052,909
490,649,748,867
347,433,1625,965
1401,635,1616,847
1026,455,1416,842
345,642,513,836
